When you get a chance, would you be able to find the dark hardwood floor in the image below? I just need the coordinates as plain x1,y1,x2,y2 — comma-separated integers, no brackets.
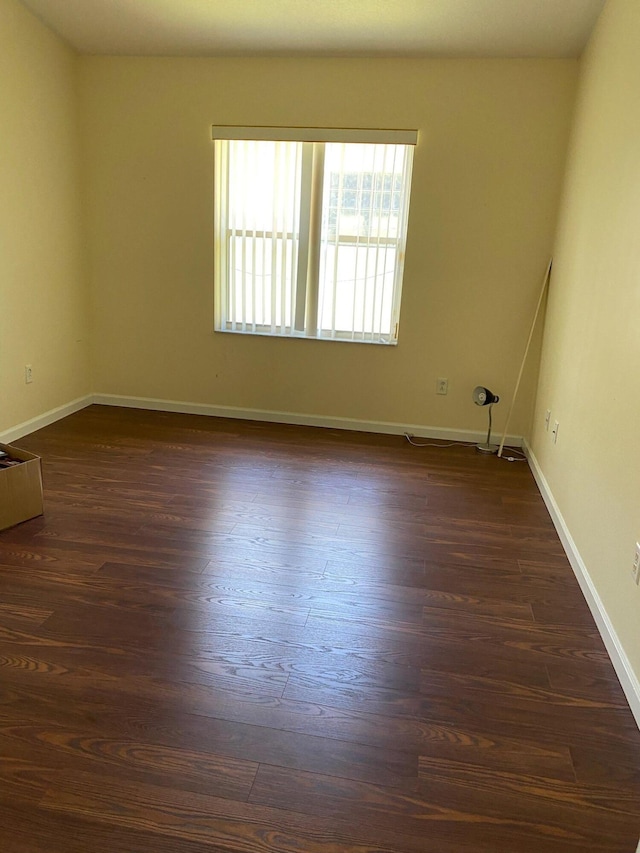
1,404,639,852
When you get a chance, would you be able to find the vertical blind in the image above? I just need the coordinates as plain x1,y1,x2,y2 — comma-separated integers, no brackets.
217,139,302,335
213,127,417,344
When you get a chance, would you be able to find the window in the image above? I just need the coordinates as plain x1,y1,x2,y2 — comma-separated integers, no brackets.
213,126,417,344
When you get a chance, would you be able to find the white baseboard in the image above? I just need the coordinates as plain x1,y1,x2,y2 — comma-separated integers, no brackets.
0,390,524,447
93,393,524,446
524,440,640,729
0,395,94,444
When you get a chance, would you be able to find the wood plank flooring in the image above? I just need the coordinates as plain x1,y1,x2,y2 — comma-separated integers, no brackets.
1,404,639,852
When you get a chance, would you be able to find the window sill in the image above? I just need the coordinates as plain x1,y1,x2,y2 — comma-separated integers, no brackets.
214,328,398,346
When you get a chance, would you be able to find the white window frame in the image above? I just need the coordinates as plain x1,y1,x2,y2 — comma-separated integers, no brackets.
212,126,417,345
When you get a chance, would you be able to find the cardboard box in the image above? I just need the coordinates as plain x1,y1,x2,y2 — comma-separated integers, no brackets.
0,443,44,531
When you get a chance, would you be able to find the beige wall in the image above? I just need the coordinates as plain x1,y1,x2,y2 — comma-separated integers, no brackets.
80,56,576,435
0,0,90,434
531,0,640,679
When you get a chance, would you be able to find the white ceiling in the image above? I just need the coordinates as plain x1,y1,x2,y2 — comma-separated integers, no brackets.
20,0,605,58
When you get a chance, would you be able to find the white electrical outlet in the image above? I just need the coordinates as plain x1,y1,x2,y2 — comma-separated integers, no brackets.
25,364,33,384
632,543,640,585
552,420,559,444
545,409,551,430
436,378,448,395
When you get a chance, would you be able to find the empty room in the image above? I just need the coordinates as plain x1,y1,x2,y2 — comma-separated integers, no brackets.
1,0,639,850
